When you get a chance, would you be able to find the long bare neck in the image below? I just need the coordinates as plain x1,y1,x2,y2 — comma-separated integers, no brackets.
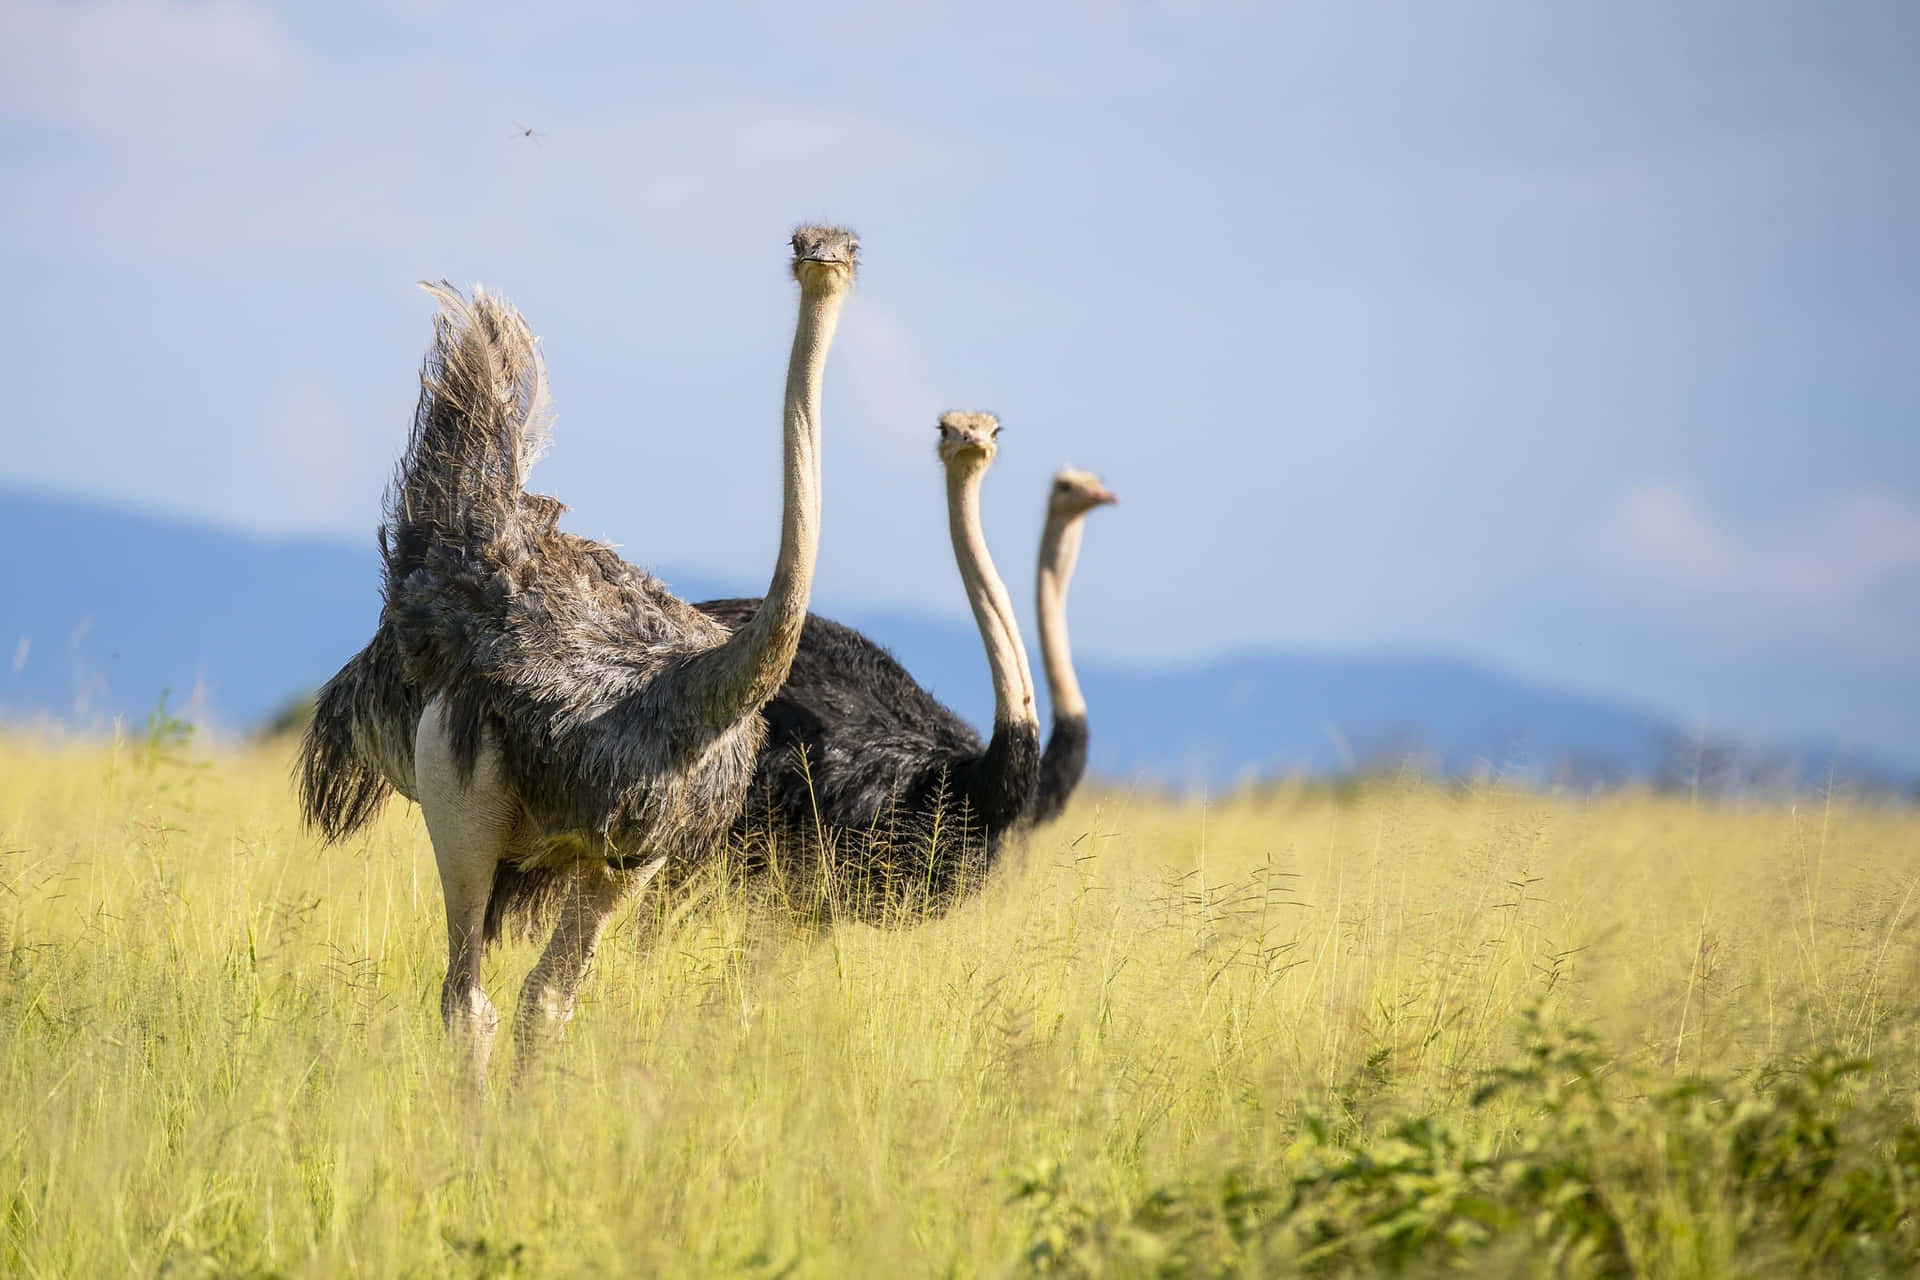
947,463,1038,731
1036,510,1088,722
679,284,845,731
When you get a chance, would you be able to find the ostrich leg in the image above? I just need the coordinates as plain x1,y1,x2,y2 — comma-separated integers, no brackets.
512,855,668,1072
414,696,513,1085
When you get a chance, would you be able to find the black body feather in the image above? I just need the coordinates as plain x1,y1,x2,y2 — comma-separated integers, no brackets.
696,597,1038,918
1031,714,1089,827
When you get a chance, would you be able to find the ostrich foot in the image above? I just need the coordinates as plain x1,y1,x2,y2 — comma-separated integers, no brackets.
442,979,500,1090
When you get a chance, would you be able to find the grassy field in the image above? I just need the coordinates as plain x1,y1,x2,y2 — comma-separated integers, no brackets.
3,728,1919,1277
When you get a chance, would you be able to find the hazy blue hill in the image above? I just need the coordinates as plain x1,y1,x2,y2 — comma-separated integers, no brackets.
3,488,381,730
1,487,1907,792
0,488,735,734
1075,653,1678,787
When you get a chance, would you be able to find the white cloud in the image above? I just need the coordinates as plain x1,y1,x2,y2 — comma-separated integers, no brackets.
1593,480,1920,612
835,298,947,464
253,380,387,535
1601,481,1737,587
0,0,300,149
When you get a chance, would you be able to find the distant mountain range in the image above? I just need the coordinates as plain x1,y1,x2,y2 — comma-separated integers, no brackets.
3,488,1910,794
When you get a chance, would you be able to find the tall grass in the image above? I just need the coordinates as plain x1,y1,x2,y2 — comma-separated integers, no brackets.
1,734,1916,1275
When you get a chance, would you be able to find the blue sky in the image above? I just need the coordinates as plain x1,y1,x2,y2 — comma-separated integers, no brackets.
3,1,1917,765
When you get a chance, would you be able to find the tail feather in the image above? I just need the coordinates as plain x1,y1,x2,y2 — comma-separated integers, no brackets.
297,659,395,842
383,283,552,594
295,629,421,843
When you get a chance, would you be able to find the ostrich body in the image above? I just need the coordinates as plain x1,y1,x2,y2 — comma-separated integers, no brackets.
696,413,1041,916
1030,468,1117,825
372,226,856,1073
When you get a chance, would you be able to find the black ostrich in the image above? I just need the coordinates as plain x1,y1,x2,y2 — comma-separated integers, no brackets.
1029,467,1117,825
696,411,1041,918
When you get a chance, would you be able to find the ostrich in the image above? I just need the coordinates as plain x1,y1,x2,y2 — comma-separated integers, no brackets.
374,225,857,1074
696,412,1041,917
1029,467,1118,825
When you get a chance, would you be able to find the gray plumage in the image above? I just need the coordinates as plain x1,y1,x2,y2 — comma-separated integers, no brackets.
301,227,860,1084
383,284,766,865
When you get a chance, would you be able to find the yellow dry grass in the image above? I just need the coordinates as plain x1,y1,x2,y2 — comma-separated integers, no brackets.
1,732,1916,1275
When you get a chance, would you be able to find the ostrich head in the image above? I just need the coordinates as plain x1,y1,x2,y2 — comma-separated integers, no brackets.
790,225,859,291
937,411,1001,470
1047,467,1117,518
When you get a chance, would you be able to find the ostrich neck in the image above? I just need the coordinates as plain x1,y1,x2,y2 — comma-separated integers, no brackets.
680,283,845,731
946,464,1037,731
1036,511,1087,722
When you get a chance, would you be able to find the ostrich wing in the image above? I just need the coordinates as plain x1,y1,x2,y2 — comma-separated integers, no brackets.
390,526,762,855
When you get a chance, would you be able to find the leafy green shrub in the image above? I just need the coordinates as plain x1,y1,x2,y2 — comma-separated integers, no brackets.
1011,1010,1920,1276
